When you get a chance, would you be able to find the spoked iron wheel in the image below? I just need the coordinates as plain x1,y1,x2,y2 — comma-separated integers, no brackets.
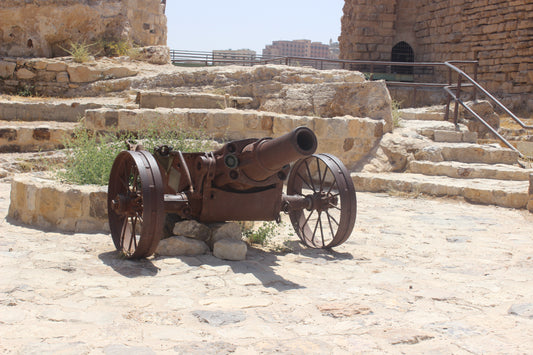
287,153,357,248
108,150,164,259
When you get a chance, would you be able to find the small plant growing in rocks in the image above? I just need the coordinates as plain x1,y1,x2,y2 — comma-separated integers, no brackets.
392,99,402,128
243,221,280,246
61,41,97,63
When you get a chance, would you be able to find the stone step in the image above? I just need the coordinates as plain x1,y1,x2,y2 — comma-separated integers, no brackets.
400,119,478,143
414,142,519,165
407,161,532,181
136,91,255,110
83,107,384,171
399,107,446,121
0,120,76,152
0,96,133,123
351,172,529,209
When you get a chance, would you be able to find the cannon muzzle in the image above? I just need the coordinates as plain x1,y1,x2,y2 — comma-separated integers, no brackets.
240,126,317,181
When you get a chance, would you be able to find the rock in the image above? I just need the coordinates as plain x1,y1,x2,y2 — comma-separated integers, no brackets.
462,100,500,138
173,220,211,241
0,60,16,79
208,222,242,247
135,46,171,65
46,62,68,72
155,236,209,257
67,65,102,83
103,67,138,80
212,239,247,261
56,72,69,83
192,310,246,327
15,68,36,80
508,303,533,319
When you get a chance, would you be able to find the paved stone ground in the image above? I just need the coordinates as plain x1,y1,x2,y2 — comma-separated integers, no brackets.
0,181,532,354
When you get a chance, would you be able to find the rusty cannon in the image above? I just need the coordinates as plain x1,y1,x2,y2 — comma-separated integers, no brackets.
107,127,357,258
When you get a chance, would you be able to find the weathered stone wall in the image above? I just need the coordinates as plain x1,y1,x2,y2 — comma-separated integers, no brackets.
8,173,108,233
0,0,166,58
84,107,385,171
340,0,533,110
0,57,139,96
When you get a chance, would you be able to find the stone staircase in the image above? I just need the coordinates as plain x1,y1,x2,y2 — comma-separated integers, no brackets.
0,95,135,153
351,107,532,209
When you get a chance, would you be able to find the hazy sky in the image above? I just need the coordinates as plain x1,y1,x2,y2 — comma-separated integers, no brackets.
166,1,345,53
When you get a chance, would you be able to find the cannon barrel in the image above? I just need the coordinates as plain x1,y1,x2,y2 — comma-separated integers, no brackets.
240,126,317,181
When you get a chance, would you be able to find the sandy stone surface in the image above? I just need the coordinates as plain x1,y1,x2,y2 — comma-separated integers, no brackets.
0,181,532,354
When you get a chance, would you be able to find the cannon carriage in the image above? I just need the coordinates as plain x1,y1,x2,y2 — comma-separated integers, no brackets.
107,127,357,259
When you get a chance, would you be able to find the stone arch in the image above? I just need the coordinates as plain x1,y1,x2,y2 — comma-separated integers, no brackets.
391,41,414,74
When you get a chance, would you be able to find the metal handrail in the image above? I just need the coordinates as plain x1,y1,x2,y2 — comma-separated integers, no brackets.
444,62,533,130
444,86,524,159
443,61,531,164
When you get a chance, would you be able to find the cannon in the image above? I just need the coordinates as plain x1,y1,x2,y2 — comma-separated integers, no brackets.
107,127,357,259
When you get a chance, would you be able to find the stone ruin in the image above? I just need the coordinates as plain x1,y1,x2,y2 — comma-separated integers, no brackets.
0,0,167,58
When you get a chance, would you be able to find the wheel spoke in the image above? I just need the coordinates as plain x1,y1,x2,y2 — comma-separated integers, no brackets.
302,209,315,230
316,157,323,192
326,211,340,227
326,211,336,240
296,171,314,191
311,211,321,247
120,217,128,249
318,212,325,247
304,160,316,192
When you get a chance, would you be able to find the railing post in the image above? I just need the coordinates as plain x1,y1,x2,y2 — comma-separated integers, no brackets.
454,75,463,126
473,61,478,101
444,67,452,121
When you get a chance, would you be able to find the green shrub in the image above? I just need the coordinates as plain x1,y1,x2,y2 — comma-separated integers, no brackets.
96,39,132,57
61,41,99,63
57,122,213,186
392,99,402,128
57,128,128,186
243,221,280,246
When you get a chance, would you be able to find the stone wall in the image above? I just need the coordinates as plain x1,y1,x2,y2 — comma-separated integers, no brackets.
0,57,139,96
340,0,533,110
8,173,108,233
0,0,166,58
84,108,385,171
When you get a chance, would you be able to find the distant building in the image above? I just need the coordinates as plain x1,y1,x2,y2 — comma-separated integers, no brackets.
212,49,256,65
262,40,331,59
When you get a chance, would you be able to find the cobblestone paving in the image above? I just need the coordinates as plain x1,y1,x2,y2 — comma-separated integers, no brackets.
0,181,532,354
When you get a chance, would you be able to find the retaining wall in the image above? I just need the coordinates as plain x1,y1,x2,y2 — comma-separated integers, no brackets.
8,174,108,233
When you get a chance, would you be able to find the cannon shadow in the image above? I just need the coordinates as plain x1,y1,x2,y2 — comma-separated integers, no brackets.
98,251,160,278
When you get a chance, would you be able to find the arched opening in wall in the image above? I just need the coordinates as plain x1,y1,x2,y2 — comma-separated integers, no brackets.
391,41,414,75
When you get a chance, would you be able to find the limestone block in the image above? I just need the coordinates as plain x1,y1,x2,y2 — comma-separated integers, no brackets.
103,67,138,80
16,68,36,80
209,222,242,248
0,61,16,79
47,62,68,72
135,46,171,65
56,72,70,83
31,60,48,70
67,65,103,83
155,236,209,256
213,239,247,261
173,220,211,241
434,130,463,143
